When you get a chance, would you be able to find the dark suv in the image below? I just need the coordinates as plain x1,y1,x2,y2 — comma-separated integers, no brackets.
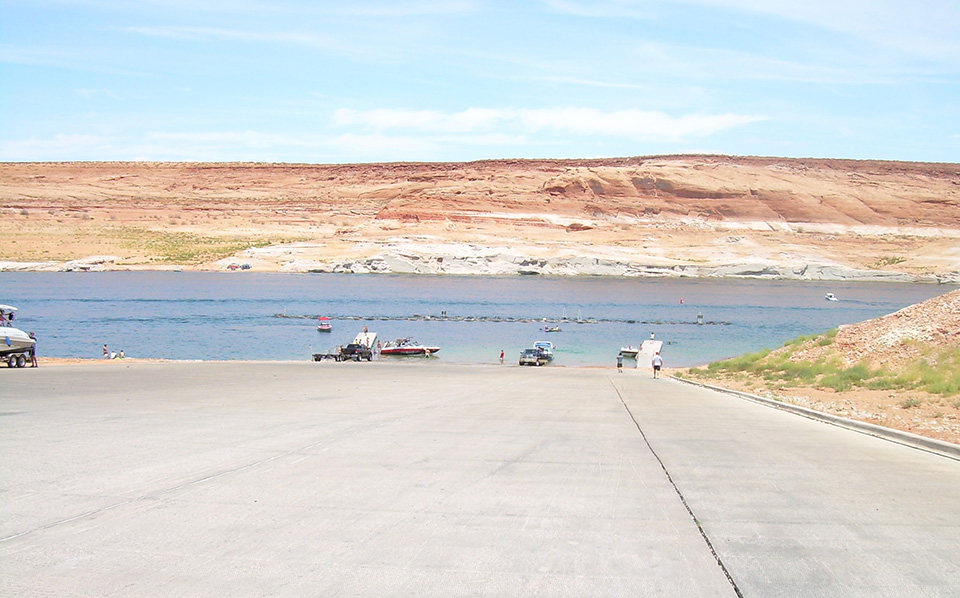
519,348,547,366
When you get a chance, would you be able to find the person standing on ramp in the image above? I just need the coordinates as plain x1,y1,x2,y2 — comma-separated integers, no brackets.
651,351,663,378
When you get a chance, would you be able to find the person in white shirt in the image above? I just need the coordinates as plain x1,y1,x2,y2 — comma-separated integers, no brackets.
651,352,663,378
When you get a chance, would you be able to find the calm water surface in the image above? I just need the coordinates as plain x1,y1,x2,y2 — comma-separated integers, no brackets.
2,272,955,367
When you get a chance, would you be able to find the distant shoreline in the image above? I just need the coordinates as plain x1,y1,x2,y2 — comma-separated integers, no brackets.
2,257,957,284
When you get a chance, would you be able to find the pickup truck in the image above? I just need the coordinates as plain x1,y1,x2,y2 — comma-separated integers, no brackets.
313,331,377,362
339,342,373,361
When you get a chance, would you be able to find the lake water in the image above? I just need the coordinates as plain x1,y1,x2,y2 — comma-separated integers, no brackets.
1,272,955,367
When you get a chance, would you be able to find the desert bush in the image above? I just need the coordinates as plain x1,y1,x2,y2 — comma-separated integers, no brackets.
874,256,906,267
698,331,960,397
100,226,273,264
819,363,873,392
708,349,771,373
816,329,838,346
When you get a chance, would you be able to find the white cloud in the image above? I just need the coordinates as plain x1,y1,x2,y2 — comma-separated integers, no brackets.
121,25,335,49
332,108,504,133
531,75,650,90
707,0,960,61
332,107,765,141
330,1,477,17
75,88,122,99
524,108,764,140
545,0,960,64
0,134,118,160
328,133,439,157
145,130,298,149
539,0,656,19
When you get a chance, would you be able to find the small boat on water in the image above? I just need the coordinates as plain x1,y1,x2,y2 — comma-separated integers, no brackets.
380,337,440,356
317,317,333,332
825,293,839,302
543,325,561,333
620,345,639,358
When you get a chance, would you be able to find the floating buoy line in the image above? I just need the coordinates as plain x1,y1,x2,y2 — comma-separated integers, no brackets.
272,313,730,326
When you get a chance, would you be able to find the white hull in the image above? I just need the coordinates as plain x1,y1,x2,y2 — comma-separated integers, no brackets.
1,327,35,356
381,338,440,356
532,341,554,362
380,347,440,356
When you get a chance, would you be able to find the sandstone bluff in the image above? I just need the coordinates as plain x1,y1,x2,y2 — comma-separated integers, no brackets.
1,155,958,282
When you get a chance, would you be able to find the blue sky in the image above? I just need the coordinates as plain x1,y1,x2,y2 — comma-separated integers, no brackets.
1,0,958,163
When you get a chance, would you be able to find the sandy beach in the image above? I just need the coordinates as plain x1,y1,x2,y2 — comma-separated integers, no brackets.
2,361,959,596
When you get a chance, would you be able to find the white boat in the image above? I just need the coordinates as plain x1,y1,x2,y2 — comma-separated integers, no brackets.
1,305,36,367
620,345,639,358
316,316,332,332
533,340,554,361
380,337,440,356
1,326,34,356
825,293,839,301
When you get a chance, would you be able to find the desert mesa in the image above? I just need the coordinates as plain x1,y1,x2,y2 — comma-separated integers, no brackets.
1,155,958,281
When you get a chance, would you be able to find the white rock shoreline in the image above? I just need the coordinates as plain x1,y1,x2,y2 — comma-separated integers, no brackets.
2,253,957,284
280,255,957,284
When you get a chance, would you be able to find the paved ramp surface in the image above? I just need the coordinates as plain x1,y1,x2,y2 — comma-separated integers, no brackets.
2,363,958,597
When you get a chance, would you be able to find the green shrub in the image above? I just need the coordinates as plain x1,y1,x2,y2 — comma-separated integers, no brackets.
707,349,770,373
701,331,960,397
874,256,906,267
819,363,873,392
864,377,898,390
816,330,838,347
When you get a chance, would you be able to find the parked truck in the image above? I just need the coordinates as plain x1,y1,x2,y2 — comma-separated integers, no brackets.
313,331,377,362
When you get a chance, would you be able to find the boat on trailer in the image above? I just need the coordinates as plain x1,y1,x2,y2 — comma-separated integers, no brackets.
533,340,555,362
1,305,36,368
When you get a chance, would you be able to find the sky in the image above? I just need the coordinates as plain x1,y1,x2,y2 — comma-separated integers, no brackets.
1,0,958,163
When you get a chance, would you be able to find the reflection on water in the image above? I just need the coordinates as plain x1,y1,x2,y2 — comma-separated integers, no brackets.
2,272,955,367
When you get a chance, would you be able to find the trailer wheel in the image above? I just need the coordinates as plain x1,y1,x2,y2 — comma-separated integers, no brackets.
16,354,27,368
6,355,16,368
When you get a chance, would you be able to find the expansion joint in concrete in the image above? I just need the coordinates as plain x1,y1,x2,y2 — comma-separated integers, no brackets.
611,380,744,598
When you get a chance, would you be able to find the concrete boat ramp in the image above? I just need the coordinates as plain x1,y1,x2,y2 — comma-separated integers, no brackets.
2,362,959,596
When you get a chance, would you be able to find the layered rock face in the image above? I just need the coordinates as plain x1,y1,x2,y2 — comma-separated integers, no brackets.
1,156,958,280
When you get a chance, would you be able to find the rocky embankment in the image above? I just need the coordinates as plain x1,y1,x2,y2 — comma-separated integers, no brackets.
683,289,960,444
794,288,960,370
1,156,958,280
